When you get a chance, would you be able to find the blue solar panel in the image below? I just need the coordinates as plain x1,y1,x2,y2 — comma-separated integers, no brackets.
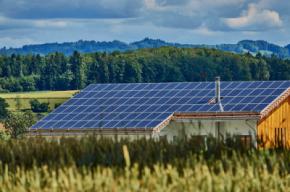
31,81,290,130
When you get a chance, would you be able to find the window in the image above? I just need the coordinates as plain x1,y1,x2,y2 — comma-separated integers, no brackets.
234,135,252,148
275,128,286,148
191,135,206,145
159,135,167,141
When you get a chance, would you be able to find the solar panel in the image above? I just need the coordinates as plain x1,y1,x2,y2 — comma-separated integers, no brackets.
31,81,290,130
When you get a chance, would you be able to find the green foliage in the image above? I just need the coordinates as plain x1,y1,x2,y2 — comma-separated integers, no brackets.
3,111,35,138
0,97,9,119
0,130,10,141
0,47,290,92
0,76,39,92
54,103,62,109
70,51,85,89
29,99,49,113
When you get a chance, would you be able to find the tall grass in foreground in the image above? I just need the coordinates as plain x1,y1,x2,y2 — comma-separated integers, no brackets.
0,137,289,191
0,154,289,191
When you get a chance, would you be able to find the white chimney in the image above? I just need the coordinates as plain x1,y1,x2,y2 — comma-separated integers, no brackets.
215,76,224,112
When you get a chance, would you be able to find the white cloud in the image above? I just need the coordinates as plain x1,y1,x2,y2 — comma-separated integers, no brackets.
0,16,79,30
0,0,143,19
193,26,217,36
0,0,289,47
224,4,282,31
0,37,37,48
33,20,70,28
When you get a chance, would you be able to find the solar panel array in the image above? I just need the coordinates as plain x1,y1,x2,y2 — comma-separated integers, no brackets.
31,81,290,130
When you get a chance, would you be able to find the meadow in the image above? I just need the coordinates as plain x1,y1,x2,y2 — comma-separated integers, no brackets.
0,90,77,111
0,137,289,191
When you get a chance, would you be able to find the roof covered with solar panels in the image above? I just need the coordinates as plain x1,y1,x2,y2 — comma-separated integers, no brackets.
31,81,290,131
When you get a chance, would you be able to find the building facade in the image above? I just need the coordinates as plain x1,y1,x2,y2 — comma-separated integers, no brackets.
30,80,290,148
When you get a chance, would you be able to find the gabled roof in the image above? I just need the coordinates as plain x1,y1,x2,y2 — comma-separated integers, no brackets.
31,81,290,131
260,87,290,119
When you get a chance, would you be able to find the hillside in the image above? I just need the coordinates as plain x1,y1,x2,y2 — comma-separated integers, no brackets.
1,38,290,58
0,47,290,93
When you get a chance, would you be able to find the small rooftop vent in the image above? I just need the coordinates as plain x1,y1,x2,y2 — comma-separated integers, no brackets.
215,76,224,112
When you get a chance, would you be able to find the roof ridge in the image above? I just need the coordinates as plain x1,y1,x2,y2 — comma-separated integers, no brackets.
89,80,290,86
260,87,290,119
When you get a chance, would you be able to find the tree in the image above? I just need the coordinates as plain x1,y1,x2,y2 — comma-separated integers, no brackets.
27,54,43,75
0,97,9,119
30,99,50,113
2,56,11,77
55,70,73,90
40,54,58,90
4,111,35,139
0,47,289,92
20,76,36,91
70,51,85,89
123,59,142,83
99,60,109,83
87,53,109,84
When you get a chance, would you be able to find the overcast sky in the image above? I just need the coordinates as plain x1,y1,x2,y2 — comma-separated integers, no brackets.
0,0,289,47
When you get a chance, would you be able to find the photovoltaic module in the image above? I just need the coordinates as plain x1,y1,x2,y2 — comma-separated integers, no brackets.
31,81,290,130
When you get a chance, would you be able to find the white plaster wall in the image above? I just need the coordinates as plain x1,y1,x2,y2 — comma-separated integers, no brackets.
28,132,152,141
159,119,258,142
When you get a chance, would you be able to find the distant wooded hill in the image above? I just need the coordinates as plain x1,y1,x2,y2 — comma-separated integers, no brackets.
1,38,290,58
0,47,289,92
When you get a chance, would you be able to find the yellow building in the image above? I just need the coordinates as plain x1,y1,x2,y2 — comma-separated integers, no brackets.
258,89,290,147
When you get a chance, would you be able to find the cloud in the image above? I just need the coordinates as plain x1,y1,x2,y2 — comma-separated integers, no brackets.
0,0,289,47
142,0,259,31
0,16,71,30
0,0,285,32
224,4,282,31
0,0,143,19
0,37,37,48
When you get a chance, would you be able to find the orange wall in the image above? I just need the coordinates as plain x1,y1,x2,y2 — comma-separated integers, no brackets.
257,96,290,148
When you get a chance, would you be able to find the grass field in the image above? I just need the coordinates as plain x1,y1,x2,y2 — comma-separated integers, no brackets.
0,137,289,191
0,90,78,111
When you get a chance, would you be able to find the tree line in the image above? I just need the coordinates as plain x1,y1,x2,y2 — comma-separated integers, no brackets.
0,47,289,92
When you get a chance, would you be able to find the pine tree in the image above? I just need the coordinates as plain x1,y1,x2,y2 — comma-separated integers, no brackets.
70,51,85,89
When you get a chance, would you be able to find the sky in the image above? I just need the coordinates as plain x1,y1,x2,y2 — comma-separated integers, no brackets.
0,0,289,48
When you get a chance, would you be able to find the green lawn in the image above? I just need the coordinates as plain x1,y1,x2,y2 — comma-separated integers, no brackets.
0,90,78,111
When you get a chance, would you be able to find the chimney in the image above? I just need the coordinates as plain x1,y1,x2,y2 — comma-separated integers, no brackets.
215,76,224,112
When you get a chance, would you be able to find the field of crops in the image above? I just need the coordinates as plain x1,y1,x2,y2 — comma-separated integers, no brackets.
0,90,77,111
0,137,289,191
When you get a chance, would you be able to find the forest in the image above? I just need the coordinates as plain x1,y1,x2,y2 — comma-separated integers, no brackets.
0,47,290,92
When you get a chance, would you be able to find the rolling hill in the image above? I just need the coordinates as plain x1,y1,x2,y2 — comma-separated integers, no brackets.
0,38,290,58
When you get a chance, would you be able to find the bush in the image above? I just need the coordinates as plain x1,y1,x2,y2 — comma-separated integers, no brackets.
54,103,62,109
30,99,49,113
3,111,36,139
0,97,9,119
0,130,10,140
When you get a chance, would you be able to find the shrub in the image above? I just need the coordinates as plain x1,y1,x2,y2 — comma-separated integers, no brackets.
3,111,36,139
54,103,62,109
30,99,49,113
0,97,9,119
0,130,10,140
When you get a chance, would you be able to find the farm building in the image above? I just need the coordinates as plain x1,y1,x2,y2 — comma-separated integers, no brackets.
30,78,290,148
